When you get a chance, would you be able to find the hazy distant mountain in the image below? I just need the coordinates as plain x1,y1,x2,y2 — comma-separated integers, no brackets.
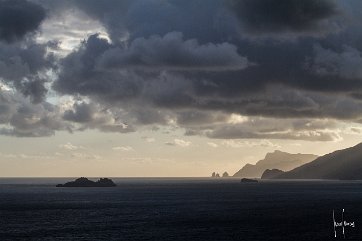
273,143,362,180
233,151,318,178
261,169,285,179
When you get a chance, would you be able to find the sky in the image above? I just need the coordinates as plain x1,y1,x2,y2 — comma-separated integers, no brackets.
1,0,362,177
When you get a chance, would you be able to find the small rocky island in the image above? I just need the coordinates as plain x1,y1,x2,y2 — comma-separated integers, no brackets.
240,178,258,183
56,177,116,187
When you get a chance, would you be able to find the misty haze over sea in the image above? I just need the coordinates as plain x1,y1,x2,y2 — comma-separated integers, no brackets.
0,178,361,241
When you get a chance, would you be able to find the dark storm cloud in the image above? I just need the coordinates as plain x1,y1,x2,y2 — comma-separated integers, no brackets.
53,0,361,95
53,0,362,112
0,0,55,104
306,44,362,79
98,32,250,71
54,32,249,100
55,66,143,103
53,34,138,99
3,0,362,141
229,0,338,34
0,0,46,43
71,0,131,41
0,40,56,103
53,30,362,138
69,0,238,44
0,41,52,80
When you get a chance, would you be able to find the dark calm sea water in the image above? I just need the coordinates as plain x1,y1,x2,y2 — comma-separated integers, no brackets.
0,178,362,241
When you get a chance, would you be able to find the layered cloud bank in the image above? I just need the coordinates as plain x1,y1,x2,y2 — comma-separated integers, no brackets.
1,0,362,141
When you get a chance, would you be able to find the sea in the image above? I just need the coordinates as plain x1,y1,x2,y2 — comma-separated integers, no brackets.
0,178,362,241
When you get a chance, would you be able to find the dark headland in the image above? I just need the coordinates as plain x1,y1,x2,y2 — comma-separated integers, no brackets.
270,142,362,180
56,177,116,187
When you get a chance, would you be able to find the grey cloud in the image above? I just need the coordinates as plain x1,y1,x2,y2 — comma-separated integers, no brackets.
168,85,362,121
183,31,362,105
208,128,340,142
13,77,48,104
54,31,362,128
307,44,362,79
70,0,131,41
0,0,54,103
54,34,143,101
63,99,173,132
171,107,344,142
229,0,338,34
0,89,70,137
54,32,249,103
184,129,201,136
176,111,229,127
349,127,362,134
205,118,341,142
98,32,250,71
0,41,53,79
63,102,96,123
130,108,170,126
0,128,54,137
3,85,349,141
0,0,46,43
63,101,135,133
54,1,362,96
0,40,56,103
164,141,175,146
71,0,238,43
164,138,191,147
7,0,362,141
